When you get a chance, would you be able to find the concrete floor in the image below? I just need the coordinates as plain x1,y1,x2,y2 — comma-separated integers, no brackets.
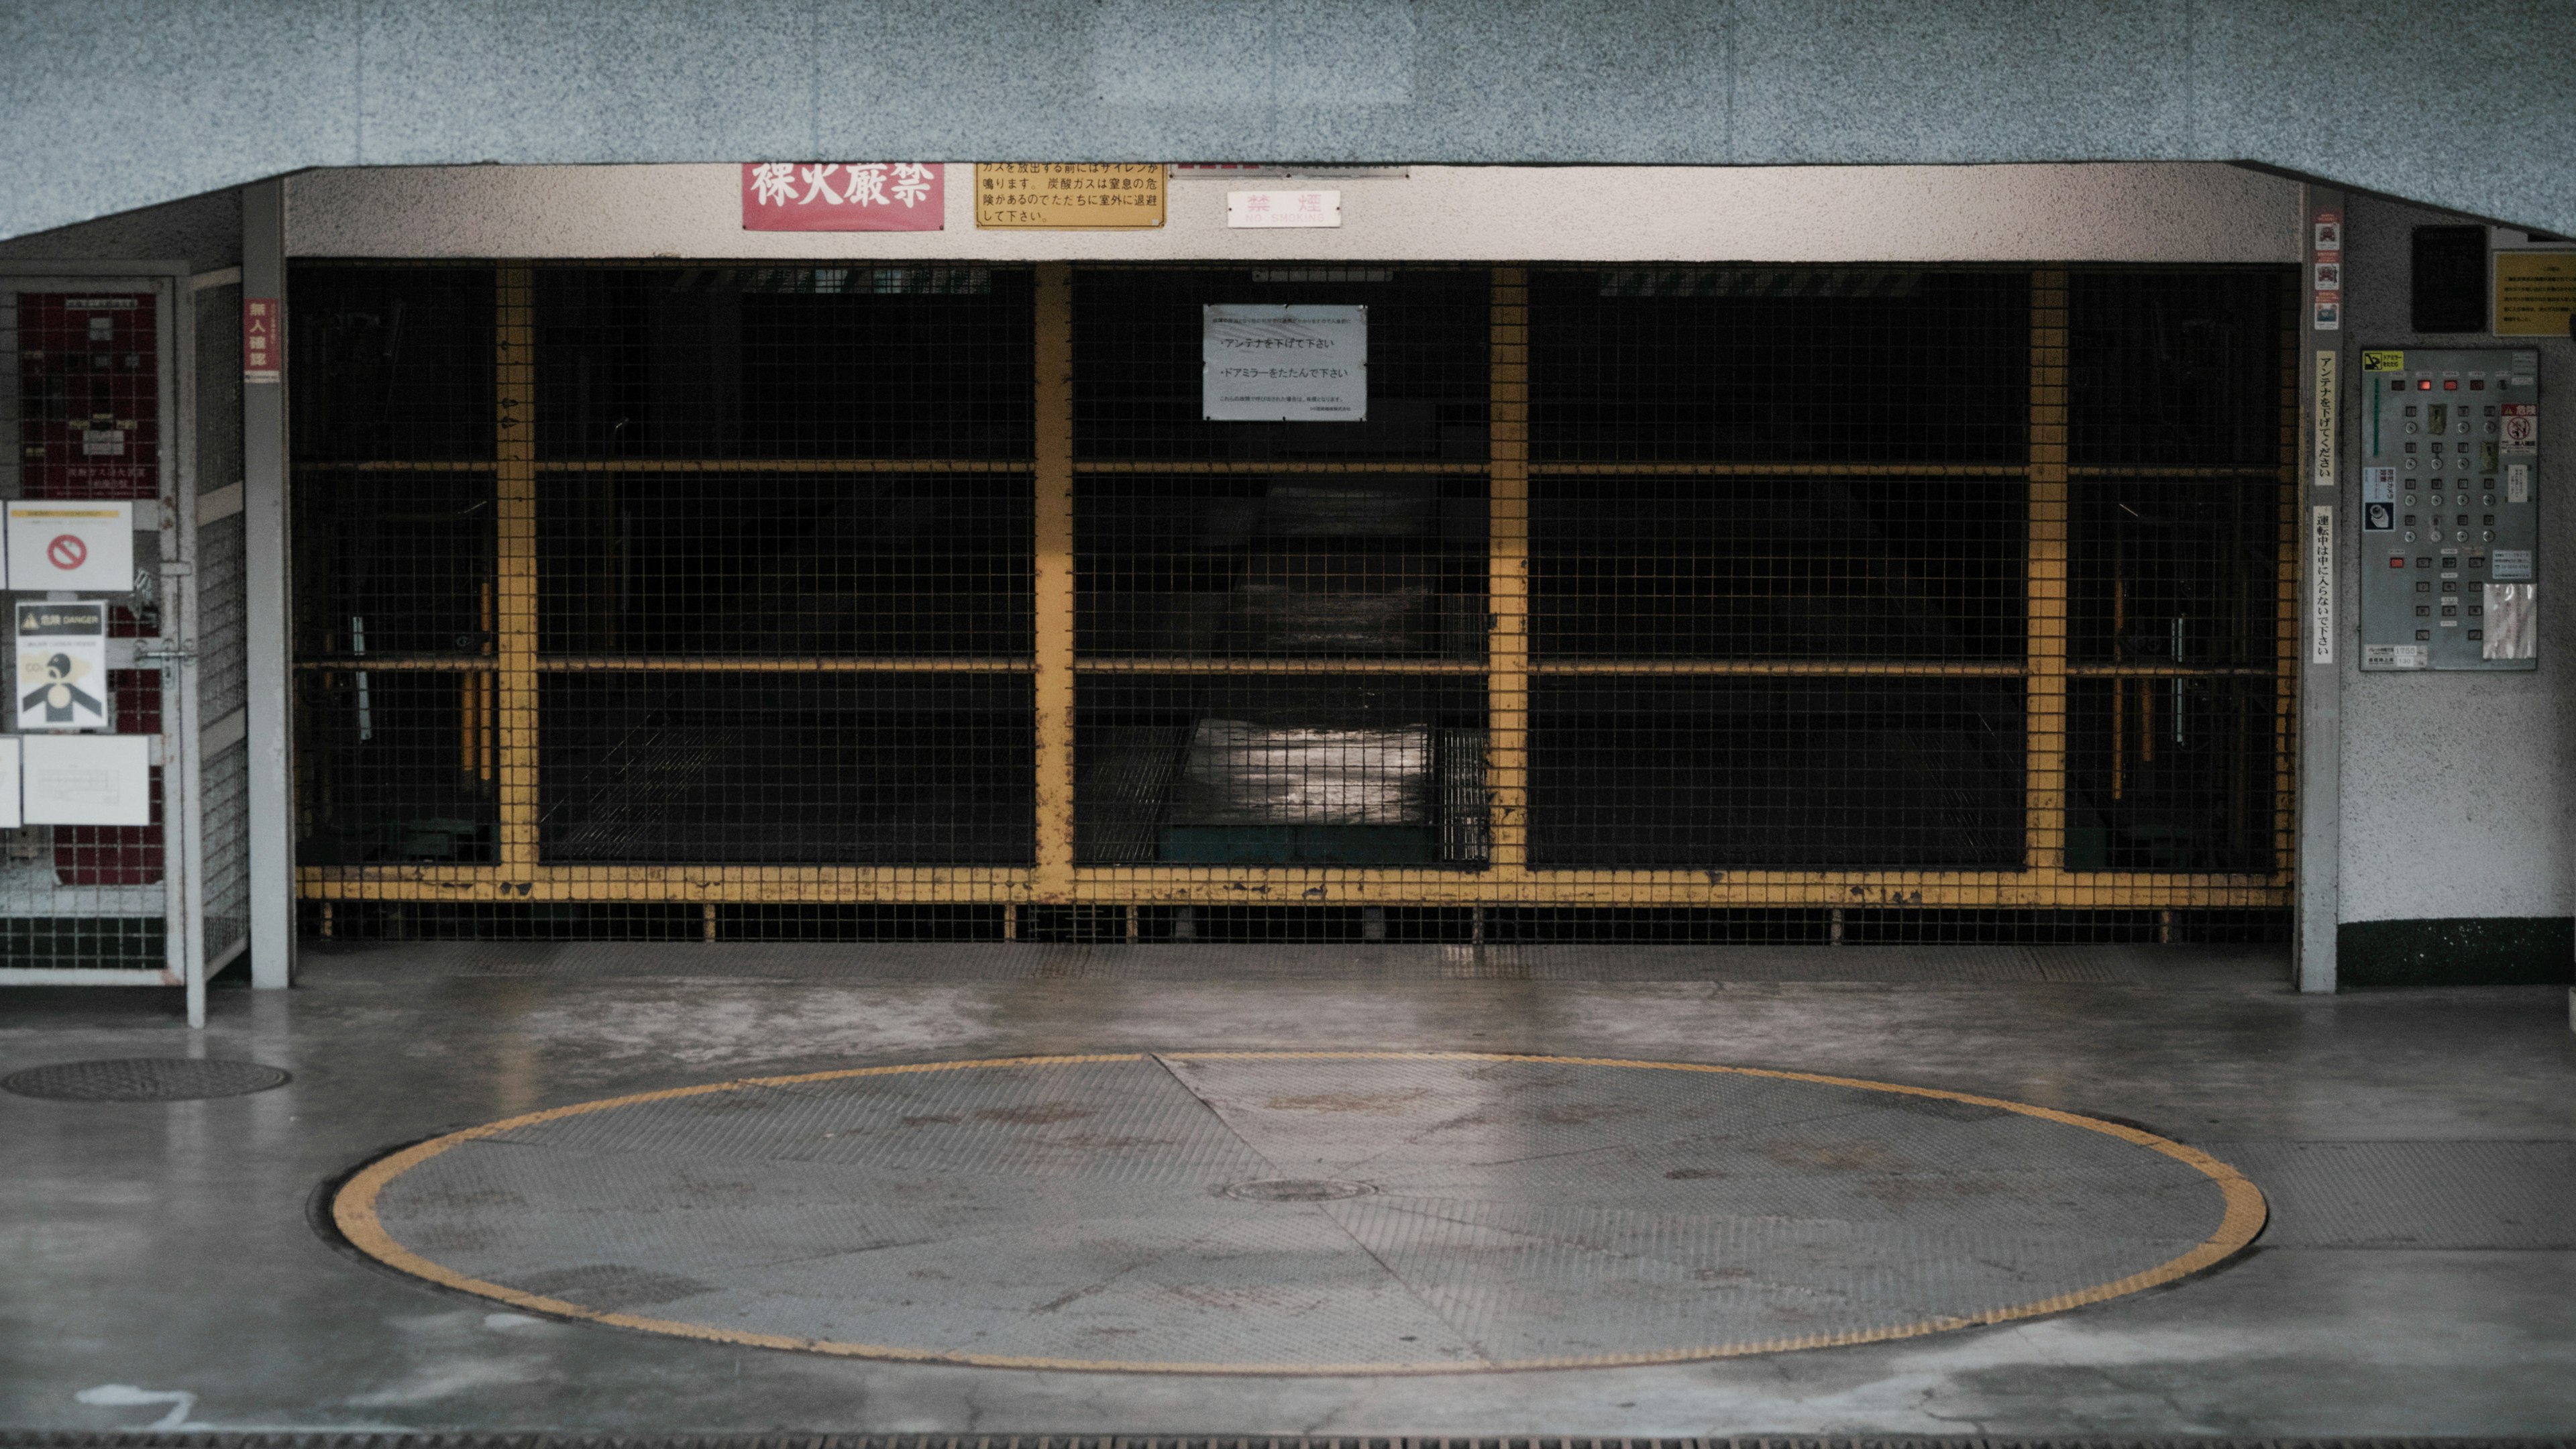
2,941,2571,1436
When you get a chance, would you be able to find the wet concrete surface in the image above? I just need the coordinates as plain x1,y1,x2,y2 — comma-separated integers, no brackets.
1,943,2571,1436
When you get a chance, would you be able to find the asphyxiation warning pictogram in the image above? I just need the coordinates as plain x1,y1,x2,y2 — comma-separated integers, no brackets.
15,600,111,732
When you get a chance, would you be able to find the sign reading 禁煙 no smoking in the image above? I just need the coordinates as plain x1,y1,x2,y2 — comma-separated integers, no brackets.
741,164,945,231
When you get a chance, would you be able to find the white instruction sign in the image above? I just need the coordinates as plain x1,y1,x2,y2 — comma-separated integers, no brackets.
2364,643,2428,669
15,600,111,732
1203,305,1366,421
5,500,134,592
2311,351,2337,488
19,733,150,826
2309,506,2334,664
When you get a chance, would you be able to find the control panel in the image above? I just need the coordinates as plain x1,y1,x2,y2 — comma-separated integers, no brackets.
2357,348,2540,671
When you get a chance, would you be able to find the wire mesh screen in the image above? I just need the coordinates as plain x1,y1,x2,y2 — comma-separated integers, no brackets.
539,470,1031,657
535,266,1030,459
200,739,252,957
540,672,1032,864
2071,272,2286,467
1079,472,1485,659
291,268,496,462
288,260,2296,943
1529,677,2025,869
0,281,176,972
1077,674,1486,867
2068,270,2293,876
1074,267,1487,461
1531,269,2028,463
1532,474,2025,660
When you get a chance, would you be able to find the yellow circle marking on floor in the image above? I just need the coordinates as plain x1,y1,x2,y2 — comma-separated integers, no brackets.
332,1051,2267,1375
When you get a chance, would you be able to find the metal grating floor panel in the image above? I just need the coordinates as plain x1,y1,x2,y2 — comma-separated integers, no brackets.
2214,1140,2576,1249
333,1051,2261,1373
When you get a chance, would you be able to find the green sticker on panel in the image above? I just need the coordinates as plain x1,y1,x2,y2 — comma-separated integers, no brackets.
2361,350,2406,371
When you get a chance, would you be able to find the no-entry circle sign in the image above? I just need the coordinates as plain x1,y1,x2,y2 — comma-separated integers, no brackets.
5,500,136,592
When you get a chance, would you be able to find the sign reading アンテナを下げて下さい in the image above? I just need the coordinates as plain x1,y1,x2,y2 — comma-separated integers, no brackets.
1203,305,1367,421
742,164,945,231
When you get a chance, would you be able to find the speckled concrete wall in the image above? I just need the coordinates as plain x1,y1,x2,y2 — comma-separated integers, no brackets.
281,162,2300,262
3,1,2570,245
2338,197,2576,926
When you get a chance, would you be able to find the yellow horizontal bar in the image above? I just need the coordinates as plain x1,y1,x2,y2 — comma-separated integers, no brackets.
537,458,1030,474
1075,460,1492,475
1534,659,2023,678
537,656,1032,674
302,864,2286,910
1076,657,1487,675
301,865,1029,905
329,461,494,474
1532,463,2028,478
2065,663,2277,679
2065,466,2282,479
295,657,492,672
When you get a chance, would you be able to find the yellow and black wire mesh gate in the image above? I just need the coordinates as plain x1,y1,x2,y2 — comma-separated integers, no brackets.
290,261,2296,943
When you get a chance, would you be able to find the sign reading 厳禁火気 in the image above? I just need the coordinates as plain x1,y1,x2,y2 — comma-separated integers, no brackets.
1203,305,1367,421
742,164,945,231
975,164,1165,229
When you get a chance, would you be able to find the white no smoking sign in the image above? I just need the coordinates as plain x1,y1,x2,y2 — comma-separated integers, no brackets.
4,500,134,591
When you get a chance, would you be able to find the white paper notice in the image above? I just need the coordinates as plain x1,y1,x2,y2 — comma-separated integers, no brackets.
0,737,19,829
20,733,150,826
1203,305,1366,421
5,499,133,592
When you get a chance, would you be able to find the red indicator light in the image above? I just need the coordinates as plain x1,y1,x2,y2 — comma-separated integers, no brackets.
2390,557,2406,568
2445,379,2459,390
2420,380,2433,390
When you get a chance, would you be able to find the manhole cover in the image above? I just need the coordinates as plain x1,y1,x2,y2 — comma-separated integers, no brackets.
1218,1177,1376,1202
2,1057,290,1102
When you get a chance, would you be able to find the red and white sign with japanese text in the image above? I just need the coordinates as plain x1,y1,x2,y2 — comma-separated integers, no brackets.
742,163,945,231
244,297,280,383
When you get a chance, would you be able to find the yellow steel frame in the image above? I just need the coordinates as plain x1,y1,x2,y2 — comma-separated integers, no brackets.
299,264,2298,913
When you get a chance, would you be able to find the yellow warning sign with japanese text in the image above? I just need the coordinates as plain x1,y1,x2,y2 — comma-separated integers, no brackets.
975,164,1165,229
2494,252,2576,336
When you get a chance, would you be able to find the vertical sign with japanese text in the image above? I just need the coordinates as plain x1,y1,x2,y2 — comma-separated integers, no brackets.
244,297,280,382
742,164,945,231
2312,350,2337,488
2309,506,2334,665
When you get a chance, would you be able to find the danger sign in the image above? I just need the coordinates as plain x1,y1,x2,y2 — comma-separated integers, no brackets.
15,600,111,733
4,500,133,592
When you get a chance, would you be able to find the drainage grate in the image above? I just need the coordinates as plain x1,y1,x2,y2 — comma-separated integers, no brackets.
5,1423,2576,1433
3,1436,2571,1449
1,1058,289,1102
